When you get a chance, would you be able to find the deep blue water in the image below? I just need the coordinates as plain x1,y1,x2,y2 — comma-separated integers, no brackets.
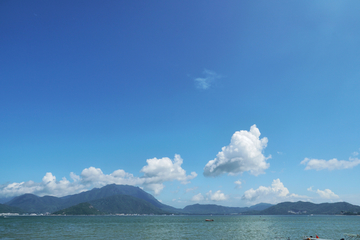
1,215,359,239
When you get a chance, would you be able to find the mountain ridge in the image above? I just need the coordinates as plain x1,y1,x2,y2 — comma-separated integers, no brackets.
4,185,359,215
255,201,360,215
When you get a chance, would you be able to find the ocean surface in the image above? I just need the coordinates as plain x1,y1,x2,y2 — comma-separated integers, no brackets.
1,215,359,240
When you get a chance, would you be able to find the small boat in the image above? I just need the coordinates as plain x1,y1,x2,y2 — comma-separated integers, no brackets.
205,219,214,222
303,236,332,240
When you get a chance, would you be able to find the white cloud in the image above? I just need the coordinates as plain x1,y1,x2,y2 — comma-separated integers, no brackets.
0,154,197,198
141,154,197,184
301,157,360,171
234,180,242,189
207,190,228,201
316,189,339,199
307,187,339,199
191,193,205,202
140,154,197,194
0,173,86,198
194,69,222,90
70,172,81,182
80,167,139,187
204,125,270,177
242,179,306,204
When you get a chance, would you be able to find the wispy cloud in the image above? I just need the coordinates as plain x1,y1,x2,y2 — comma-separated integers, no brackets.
194,69,222,90
185,187,198,193
301,157,360,171
203,124,271,177
0,155,197,198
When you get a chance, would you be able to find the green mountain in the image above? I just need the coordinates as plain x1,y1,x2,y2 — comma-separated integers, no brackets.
257,201,360,215
53,202,104,215
0,203,23,213
62,184,179,212
53,194,168,215
90,194,168,214
7,185,359,216
6,184,178,214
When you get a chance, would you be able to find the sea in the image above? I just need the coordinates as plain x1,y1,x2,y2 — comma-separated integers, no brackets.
1,215,359,240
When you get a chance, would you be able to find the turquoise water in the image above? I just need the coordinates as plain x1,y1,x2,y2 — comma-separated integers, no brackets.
1,215,359,239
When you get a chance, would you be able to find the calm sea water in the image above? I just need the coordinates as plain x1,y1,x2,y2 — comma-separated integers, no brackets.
1,215,359,240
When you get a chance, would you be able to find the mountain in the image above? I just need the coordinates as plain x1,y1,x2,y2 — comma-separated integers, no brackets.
89,195,168,214
62,184,178,212
6,184,178,214
0,197,13,204
6,194,64,213
53,202,104,215
0,203,23,213
6,185,359,216
257,201,360,215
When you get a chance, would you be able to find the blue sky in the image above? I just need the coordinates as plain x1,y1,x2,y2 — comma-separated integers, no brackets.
1,0,360,208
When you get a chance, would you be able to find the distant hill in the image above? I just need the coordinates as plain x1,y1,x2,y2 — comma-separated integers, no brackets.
183,204,246,215
257,201,360,215
248,203,273,211
0,203,23,213
182,203,272,215
53,202,104,215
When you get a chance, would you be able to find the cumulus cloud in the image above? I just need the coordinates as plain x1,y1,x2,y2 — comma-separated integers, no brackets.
194,69,222,90
80,167,139,187
0,173,86,198
204,125,270,177
307,187,339,199
242,179,305,204
140,154,197,194
191,190,228,202
301,157,360,171
317,189,339,199
0,154,197,198
191,193,205,202
207,190,228,201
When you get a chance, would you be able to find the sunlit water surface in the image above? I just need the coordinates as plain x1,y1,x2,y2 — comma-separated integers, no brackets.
1,215,359,239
